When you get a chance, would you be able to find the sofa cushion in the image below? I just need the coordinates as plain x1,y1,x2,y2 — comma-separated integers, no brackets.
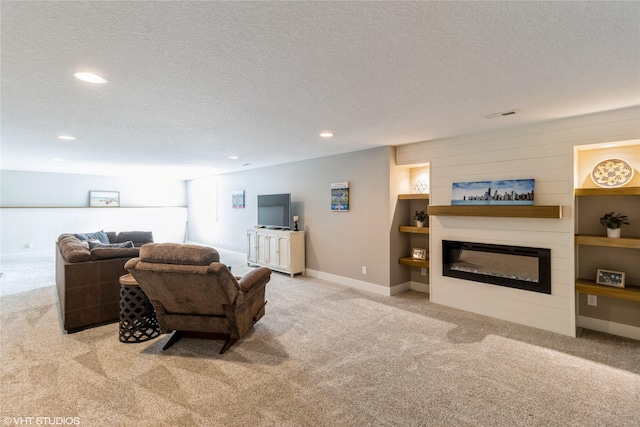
116,231,154,247
58,231,152,263
89,240,134,249
74,230,109,244
58,235,91,262
90,247,140,260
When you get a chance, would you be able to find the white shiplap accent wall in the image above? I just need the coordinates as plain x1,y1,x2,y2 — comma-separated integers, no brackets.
396,107,640,336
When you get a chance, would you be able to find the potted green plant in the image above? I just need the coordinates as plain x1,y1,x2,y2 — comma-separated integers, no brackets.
599,212,630,238
414,210,427,227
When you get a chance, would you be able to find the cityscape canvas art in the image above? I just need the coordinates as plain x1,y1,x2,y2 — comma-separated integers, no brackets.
452,179,534,205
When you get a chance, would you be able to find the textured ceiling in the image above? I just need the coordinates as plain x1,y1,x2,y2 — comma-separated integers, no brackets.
2,1,639,179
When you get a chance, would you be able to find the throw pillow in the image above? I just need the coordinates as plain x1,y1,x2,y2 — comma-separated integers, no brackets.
74,230,110,244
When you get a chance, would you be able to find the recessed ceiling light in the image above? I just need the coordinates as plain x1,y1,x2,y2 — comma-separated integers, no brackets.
229,156,239,160
74,72,107,84
52,158,64,162
57,135,75,140
320,132,334,138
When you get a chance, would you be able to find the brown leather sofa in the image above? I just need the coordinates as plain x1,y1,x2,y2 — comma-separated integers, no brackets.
125,243,271,354
55,231,153,332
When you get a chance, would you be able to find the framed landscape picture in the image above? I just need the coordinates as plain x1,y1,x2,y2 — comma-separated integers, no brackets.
89,191,120,207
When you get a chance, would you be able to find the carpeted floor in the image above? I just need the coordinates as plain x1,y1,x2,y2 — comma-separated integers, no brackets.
1,250,639,426
0,254,55,297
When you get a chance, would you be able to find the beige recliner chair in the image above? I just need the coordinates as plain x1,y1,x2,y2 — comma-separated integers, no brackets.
125,243,271,354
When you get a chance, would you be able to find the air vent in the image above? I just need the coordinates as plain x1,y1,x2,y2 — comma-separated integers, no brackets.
484,109,521,119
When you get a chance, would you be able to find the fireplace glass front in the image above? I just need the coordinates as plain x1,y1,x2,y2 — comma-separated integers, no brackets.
442,240,551,294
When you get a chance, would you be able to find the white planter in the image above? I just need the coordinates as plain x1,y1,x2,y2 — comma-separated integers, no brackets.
607,228,621,238
416,221,425,228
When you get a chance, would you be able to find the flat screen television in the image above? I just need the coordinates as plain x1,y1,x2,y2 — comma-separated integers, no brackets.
257,193,291,229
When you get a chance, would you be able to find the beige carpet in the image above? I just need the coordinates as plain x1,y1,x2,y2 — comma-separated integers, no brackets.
1,251,639,426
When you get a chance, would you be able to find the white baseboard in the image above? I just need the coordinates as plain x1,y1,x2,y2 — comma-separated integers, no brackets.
577,315,640,340
409,281,430,294
305,269,397,296
192,244,430,298
390,282,411,295
392,281,430,295
305,270,428,297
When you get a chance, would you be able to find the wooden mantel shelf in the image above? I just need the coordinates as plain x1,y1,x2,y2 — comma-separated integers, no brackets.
427,205,563,219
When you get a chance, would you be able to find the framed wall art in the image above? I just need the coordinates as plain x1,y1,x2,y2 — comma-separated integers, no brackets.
89,191,120,207
331,182,349,211
452,179,534,206
232,190,245,208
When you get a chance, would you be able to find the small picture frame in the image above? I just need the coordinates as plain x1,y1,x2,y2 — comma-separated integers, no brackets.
412,248,427,260
89,191,120,207
232,190,245,208
331,182,349,211
596,269,625,288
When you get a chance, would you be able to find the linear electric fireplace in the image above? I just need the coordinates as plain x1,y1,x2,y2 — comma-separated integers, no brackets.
442,240,551,294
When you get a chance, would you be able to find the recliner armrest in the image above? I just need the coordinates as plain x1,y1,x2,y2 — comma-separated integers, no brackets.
238,267,272,293
125,258,140,270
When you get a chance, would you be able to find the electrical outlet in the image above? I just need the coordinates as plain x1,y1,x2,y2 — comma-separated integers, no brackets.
587,295,597,306
421,268,427,276
362,266,367,275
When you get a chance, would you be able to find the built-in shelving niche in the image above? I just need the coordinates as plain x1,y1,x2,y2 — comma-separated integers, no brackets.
575,186,640,304
398,194,429,269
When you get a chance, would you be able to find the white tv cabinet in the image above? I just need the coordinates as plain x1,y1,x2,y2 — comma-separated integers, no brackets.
247,228,305,277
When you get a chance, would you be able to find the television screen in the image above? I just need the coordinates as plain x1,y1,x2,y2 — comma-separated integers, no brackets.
257,193,291,229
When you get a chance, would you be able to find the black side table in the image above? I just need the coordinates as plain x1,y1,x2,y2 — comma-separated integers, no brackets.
119,274,160,343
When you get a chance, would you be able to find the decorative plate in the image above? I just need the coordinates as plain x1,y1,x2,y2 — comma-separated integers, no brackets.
590,158,634,188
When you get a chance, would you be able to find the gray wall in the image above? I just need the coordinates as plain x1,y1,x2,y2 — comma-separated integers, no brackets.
187,147,399,287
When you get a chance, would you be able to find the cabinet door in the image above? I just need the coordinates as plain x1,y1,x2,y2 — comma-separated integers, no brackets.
265,234,277,267
275,235,291,271
247,230,257,263
256,232,269,265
